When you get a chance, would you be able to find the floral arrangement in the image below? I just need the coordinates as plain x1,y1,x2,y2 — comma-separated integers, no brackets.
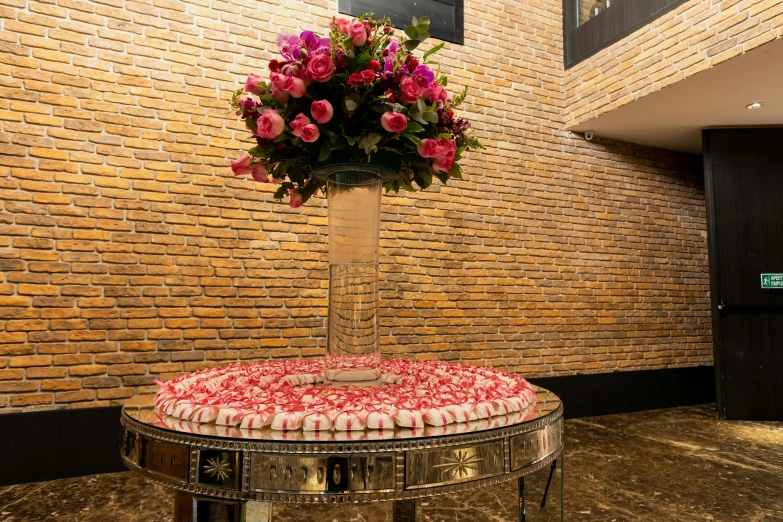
229,14,483,207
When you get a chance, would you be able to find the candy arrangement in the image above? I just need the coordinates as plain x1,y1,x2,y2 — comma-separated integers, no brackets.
154,360,536,432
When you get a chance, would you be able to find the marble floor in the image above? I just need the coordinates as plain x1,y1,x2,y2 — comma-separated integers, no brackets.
1,405,782,522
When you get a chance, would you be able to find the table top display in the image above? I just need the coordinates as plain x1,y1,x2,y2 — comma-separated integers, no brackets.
121,383,562,504
153,360,537,434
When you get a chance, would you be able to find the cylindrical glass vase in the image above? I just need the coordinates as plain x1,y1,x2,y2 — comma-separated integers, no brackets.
324,168,383,384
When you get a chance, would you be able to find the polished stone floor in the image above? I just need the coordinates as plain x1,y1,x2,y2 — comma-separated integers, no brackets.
1,405,782,521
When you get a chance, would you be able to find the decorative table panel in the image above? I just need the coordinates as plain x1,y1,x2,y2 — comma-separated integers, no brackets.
121,385,564,521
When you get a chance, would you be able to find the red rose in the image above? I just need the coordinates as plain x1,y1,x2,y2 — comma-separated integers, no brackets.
307,54,334,83
383,26,391,34
384,88,395,103
360,69,376,83
348,73,364,86
407,57,419,73
269,60,280,71
398,76,421,104
367,59,381,71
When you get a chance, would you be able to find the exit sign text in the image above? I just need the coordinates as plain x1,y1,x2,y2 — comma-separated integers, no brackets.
761,274,783,289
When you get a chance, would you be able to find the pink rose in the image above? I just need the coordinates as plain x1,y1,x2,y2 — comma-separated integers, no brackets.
398,76,421,105
251,163,270,183
307,54,334,83
269,72,286,89
432,139,457,174
244,73,265,96
256,109,285,139
230,154,253,175
289,190,303,208
349,21,367,46
311,100,333,124
282,76,305,98
381,111,407,133
421,84,448,103
289,113,311,137
270,85,290,104
300,124,320,143
334,18,351,36
417,139,443,159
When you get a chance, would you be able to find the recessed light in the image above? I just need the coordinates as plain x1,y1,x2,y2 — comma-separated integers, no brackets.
746,102,764,110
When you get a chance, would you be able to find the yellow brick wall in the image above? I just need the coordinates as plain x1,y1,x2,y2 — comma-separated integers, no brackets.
0,0,712,411
565,0,783,127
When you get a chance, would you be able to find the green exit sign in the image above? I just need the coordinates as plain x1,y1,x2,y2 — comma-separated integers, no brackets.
761,274,783,289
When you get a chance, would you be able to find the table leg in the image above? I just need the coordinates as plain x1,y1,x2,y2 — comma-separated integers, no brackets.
540,459,557,507
243,501,273,521
518,476,526,522
560,453,565,522
174,491,194,522
393,499,417,522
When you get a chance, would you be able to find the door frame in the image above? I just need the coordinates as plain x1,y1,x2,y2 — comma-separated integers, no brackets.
702,130,725,419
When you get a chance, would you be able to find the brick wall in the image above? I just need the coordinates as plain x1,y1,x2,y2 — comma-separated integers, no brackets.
0,0,712,412
565,0,783,128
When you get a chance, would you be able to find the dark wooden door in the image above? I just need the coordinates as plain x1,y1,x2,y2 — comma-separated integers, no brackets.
704,129,783,420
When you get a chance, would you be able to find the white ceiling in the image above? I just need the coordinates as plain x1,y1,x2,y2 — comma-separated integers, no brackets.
569,38,783,154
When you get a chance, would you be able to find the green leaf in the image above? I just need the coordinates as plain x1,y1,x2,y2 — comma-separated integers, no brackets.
408,99,426,125
358,133,382,154
418,16,430,24
343,95,359,113
402,133,421,147
404,25,419,40
245,119,257,134
416,31,430,41
273,186,287,199
412,16,418,25
404,40,421,51
318,140,332,162
448,162,462,179
404,121,425,134
423,42,445,62
300,179,320,203
423,107,439,124
437,76,448,86
355,53,370,68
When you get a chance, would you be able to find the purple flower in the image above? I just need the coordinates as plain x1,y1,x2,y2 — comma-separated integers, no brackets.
411,65,435,88
299,30,317,48
387,41,400,54
384,57,394,73
276,34,298,47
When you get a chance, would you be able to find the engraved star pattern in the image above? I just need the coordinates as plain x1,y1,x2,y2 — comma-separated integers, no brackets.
433,449,484,478
203,456,232,481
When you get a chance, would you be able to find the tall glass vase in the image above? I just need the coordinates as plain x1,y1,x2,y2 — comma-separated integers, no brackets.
323,167,383,384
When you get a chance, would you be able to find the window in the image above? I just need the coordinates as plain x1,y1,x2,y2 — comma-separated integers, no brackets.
564,0,688,68
338,0,464,45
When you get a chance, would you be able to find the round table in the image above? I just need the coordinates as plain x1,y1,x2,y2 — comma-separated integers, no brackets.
120,385,563,522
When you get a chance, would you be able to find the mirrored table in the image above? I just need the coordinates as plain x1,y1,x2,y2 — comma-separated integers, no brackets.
120,385,563,521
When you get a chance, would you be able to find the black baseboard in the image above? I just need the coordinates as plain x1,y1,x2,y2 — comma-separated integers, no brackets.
0,406,125,486
0,365,715,486
529,365,716,419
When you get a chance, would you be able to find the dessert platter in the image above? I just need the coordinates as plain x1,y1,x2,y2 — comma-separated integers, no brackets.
153,359,538,434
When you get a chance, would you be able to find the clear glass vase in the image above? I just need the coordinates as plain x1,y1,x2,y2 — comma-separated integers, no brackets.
323,167,384,384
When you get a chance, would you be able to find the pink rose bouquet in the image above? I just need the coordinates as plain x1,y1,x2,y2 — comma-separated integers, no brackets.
229,14,483,207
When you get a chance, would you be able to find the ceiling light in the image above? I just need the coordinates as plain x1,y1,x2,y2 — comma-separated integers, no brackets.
746,102,764,110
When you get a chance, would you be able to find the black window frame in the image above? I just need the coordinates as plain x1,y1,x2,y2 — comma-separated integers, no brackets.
338,0,464,46
564,0,688,68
